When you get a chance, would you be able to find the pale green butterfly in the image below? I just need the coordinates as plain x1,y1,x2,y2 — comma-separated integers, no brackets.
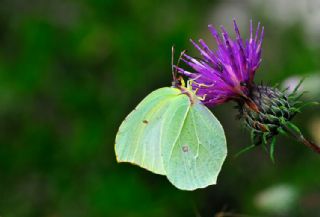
115,49,227,191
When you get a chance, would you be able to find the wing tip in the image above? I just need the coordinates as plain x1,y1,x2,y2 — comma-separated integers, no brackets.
173,182,218,191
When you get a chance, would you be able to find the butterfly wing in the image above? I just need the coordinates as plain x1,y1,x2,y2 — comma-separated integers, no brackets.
115,87,187,175
161,99,227,190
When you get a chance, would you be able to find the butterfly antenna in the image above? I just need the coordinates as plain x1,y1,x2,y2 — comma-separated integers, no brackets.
177,49,186,69
171,46,187,87
171,45,176,82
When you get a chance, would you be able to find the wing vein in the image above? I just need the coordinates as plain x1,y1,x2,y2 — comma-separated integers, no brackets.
137,97,174,165
167,104,191,162
132,96,175,165
190,107,202,186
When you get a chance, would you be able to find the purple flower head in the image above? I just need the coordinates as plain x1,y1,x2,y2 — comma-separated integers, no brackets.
176,20,264,106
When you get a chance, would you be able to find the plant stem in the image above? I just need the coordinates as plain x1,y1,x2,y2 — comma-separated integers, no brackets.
283,125,320,154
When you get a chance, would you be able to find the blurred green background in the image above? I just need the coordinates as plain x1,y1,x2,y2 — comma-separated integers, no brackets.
1,0,320,216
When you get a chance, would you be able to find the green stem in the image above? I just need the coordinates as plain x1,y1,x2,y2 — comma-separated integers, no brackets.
283,124,320,154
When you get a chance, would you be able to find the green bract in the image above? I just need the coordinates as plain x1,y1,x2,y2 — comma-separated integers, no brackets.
115,87,227,190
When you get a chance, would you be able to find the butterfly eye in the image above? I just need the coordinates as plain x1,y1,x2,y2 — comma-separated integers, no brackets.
240,81,248,87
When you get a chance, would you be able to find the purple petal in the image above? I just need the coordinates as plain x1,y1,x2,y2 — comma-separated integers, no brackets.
175,20,264,106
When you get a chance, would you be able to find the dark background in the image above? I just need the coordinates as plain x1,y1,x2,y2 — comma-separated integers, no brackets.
1,0,320,216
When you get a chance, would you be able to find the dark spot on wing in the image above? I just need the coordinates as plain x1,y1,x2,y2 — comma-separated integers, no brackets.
182,145,189,152
143,120,149,124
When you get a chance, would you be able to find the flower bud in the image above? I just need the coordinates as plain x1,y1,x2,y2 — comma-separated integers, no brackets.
239,85,297,140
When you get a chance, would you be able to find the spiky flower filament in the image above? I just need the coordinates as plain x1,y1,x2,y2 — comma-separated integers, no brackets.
175,20,264,106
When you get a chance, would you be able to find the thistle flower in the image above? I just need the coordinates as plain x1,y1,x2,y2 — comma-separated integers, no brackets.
176,20,320,157
176,20,263,106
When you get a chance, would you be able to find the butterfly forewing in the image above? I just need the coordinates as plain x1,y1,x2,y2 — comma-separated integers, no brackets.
115,87,181,175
